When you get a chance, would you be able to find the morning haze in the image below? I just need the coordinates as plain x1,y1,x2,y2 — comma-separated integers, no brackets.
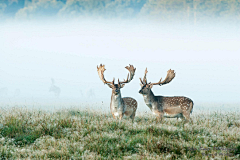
1,1,240,159
0,0,239,112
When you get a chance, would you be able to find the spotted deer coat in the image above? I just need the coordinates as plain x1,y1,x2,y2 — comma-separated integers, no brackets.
110,92,137,120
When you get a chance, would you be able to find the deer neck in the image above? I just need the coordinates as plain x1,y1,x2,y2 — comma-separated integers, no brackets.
143,90,155,110
110,92,123,110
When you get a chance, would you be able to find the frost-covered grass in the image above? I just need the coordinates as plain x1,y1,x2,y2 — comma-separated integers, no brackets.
0,107,239,159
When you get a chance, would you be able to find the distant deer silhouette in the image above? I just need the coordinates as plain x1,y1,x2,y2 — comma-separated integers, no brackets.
49,78,61,97
86,88,95,99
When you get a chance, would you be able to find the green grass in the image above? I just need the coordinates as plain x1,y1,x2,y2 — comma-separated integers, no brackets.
0,107,239,159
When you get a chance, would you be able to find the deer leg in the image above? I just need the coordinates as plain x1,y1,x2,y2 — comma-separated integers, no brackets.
182,112,191,123
130,112,136,123
154,111,163,123
153,111,159,123
185,113,193,123
177,114,183,121
156,115,163,123
111,113,116,119
117,114,123,124
119,114,123,120
159,114,163,122
156,117,160,123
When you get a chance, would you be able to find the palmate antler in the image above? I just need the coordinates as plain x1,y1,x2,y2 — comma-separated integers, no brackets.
97,64,136,86
151,69,175,86
97,64,114,85
118,64,136,85
140,68,175,86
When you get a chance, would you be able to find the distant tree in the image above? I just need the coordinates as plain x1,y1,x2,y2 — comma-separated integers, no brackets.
1,0,240,22
3,0,25,16
15,0,64,19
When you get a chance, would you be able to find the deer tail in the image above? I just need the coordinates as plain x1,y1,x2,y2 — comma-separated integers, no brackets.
190,101,194,114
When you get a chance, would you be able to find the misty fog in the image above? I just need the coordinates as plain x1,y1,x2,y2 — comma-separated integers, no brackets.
0,19,239,111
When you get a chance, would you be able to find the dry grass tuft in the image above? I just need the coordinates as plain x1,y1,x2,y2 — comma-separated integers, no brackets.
0,107,239,159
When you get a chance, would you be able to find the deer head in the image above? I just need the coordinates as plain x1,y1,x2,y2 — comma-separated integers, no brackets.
97,64,136,95
139,68,175,95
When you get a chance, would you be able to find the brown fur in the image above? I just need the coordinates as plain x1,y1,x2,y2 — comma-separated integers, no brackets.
122,97,138,122
139,68,194,123
97,64,137,122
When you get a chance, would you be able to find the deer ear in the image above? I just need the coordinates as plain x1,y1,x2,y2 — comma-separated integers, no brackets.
140,83,143,87
149,84,153,89
106,83,113,88
119,84,125,88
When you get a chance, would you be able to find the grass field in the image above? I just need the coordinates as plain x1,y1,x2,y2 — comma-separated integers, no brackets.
0,107,239,159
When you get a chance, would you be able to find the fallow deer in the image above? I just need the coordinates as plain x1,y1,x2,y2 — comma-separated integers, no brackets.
49,78,61,97
139,68,193,123
97,64,137,122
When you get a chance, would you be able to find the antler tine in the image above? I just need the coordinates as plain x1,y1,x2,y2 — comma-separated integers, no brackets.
139,78,144,84
150,78,162,85
151,69,175,86
97,64,114,85
119,64,136,84
142,67,148,84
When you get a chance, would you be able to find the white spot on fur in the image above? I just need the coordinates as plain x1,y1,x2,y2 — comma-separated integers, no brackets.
164,112,169,116
114,112,119,116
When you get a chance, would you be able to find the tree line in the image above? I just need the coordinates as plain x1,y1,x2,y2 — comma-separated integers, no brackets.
0,0,239,23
